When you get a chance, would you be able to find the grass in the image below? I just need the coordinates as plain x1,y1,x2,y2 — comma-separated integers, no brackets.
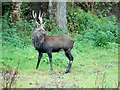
0,42,118,88
1,4,119,88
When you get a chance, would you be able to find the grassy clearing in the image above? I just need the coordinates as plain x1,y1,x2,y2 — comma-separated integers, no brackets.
1,3,119,88
0,42,118,88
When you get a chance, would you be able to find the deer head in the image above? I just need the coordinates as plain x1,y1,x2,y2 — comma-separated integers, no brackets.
32,10,47,49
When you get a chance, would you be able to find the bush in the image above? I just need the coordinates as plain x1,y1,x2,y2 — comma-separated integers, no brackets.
67,6,118,47
82,16,118,47
2,13,33,48
44,18,60,32
2,6,118,48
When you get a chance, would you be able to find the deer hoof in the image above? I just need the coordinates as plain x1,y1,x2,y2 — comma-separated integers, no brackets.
65,70,70,73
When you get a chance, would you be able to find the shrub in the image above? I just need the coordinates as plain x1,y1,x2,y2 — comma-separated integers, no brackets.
82,16,118,46
67,6,118,47
2,13,33,48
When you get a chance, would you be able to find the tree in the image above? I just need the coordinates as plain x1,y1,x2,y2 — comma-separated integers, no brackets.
56,1,67,32
48,1,68,31
49,0,53,19
11,0,22,23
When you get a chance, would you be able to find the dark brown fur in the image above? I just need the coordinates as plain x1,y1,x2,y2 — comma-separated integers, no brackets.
31,11,74,73
32,30,74,73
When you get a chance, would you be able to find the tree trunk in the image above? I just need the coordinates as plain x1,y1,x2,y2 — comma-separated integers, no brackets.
11,0,22,23
49,0,53,19
56,1,67,32
48,1,57,19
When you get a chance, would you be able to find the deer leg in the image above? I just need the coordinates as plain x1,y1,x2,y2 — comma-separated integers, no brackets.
64,50,73,73
47,52,53,71
36,52,43,69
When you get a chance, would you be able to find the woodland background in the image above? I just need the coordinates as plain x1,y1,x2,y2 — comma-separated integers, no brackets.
0,1,119,88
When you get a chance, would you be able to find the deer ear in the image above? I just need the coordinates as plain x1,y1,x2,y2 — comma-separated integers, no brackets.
42,31,48,36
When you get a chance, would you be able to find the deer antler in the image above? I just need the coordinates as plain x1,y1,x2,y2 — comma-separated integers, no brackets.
32,10,46,31
32,10,39,25
38,10,43,24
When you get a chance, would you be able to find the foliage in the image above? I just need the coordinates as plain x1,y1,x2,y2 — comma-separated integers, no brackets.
2,2,119,47
67,6,118,47
93,2,118,18
74,2,118,17
20,2,31,18
2,13,33,48
2,2,12,15
44,18,59,32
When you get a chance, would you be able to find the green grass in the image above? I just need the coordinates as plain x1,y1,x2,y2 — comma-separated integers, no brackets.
1,4,119,88
0,42,118,88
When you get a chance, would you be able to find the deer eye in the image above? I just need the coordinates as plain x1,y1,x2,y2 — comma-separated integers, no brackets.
39,36,43,39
